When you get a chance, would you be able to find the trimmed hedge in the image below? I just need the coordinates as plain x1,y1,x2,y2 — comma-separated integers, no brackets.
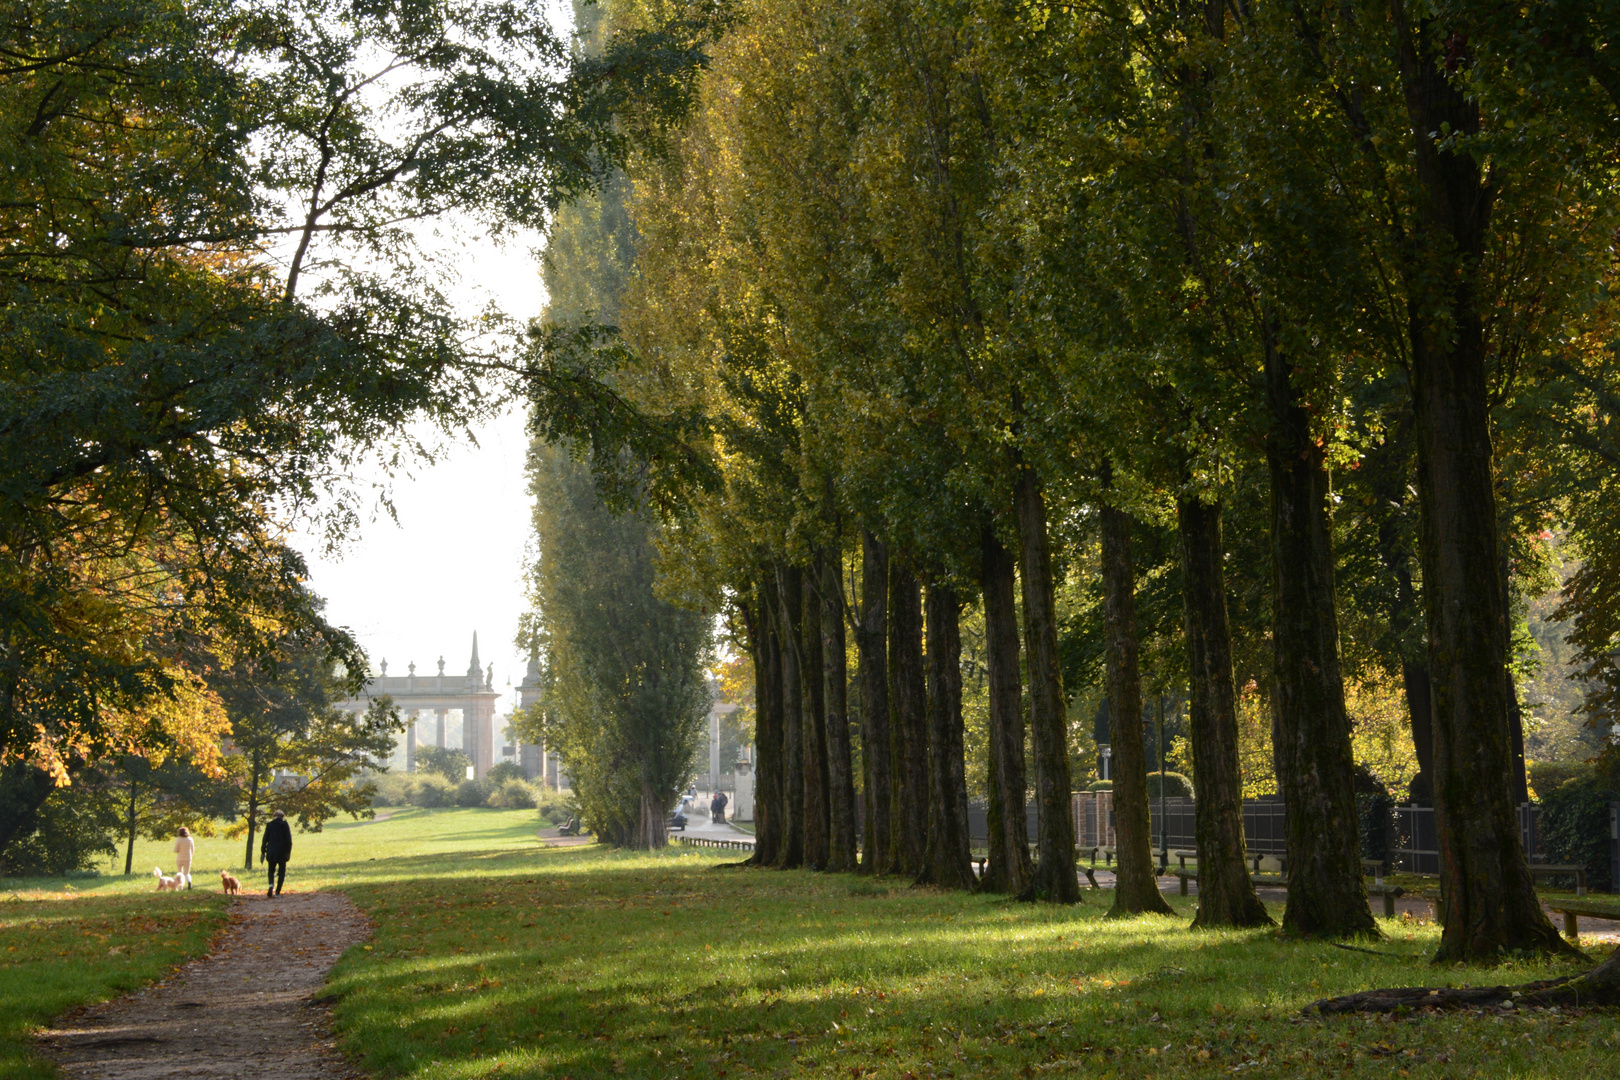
1145,772,1193,799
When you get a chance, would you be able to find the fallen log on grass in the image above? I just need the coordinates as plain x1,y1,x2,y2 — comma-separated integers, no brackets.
1305,949,1620,1014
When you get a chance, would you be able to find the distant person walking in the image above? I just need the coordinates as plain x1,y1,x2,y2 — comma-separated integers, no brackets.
173,827,194,890
712,791,728,824
261,810,293,898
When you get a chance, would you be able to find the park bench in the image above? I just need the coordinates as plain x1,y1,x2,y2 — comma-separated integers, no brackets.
1358,859,1406,917
1527,862,1588,896
1159,850,1287,894
677,835,753,852
1544,899,1620,942
969,851,1101,888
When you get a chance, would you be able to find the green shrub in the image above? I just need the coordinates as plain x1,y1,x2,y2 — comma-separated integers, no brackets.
1085,780,1113,792
1538,771,1617,892
0,782,119,876
1145,772,1193,799
1529,760,1590,801
536,790,575,825
417,746,473,783
411,775,456,808
486,761,526,785
455,778,494,808
370,772,413,807
487,779,539,809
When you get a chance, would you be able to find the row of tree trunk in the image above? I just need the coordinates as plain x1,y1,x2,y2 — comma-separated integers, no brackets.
737,383,1565,949
742,479,1086,899
741,468,1267,919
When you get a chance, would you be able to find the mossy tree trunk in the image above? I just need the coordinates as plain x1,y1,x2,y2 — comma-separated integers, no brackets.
920,583,975,890
821,555,858,872
773,563,805,869
1388,9,1573,962
886,559,928,877
744,588,784,867
1100,503,1174,918
857,531,890,874
1265,334,1377,938
801,568,829,869
1014,468,1081,903
980,526,1032,895
1177,495,1272,929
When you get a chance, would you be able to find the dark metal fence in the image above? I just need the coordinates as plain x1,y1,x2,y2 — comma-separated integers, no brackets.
967,802,1040,848
1147,797,1199,851
1611,803,1618,894
1243,797,1289,856
1393,803,1541,875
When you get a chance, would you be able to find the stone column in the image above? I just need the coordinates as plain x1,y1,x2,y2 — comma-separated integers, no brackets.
405,710,418,772
709,712,721,792
520,739,543,782
435,709,446,749
464,696,495,778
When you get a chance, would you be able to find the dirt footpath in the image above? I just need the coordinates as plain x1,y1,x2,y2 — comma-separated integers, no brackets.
40,891,371,1079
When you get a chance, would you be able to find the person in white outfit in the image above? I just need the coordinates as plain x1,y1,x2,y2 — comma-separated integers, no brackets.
173,827,195,890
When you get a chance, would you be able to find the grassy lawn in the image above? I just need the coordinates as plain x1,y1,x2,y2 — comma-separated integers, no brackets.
5,806,1619,1078
0,806,541,1078
0,886,229,1079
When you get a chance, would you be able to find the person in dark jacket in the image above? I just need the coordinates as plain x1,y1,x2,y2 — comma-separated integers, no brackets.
260,810,293,897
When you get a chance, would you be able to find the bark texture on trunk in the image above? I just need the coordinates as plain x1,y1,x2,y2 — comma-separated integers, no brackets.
822,556,858,872
1100,504,1174,918
1389,7,1572,961
746,590,784,867
1177,495,1273,928
635,778,670,850
801,569,829,869
920,584,975,890
886,560,928,878
1402,660,1436,803
1014,468,1080,903
774,564,805,869
980,526,1032,895
857,532,891,874
1499,561,1530,806
1265,337,1378,938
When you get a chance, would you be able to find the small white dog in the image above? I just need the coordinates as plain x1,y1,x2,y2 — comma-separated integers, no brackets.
153,867,183,892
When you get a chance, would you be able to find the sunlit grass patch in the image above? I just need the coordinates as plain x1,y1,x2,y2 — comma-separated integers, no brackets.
0,889,230,1078
322,841,1617,1078
7,807,1619,1079
0,804,544,1076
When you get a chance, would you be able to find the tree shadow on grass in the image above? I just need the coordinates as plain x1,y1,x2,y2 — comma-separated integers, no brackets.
316,852,1604,1079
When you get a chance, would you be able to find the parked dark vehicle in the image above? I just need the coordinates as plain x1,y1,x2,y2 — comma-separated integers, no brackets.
669,808,687,832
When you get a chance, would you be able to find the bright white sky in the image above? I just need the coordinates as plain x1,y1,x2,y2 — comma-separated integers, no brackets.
289,232,546,717
285,0,581,717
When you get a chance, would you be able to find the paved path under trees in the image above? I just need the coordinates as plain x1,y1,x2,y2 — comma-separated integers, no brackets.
40,892,370,1079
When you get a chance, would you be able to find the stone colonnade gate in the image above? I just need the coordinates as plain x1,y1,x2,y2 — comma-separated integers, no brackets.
334,633,502,779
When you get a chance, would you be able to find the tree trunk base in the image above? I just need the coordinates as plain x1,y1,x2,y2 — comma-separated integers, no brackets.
1107,894,1177,919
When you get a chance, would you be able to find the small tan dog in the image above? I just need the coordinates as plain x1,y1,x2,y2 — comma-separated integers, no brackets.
219,869,241,895
153,867,183,892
